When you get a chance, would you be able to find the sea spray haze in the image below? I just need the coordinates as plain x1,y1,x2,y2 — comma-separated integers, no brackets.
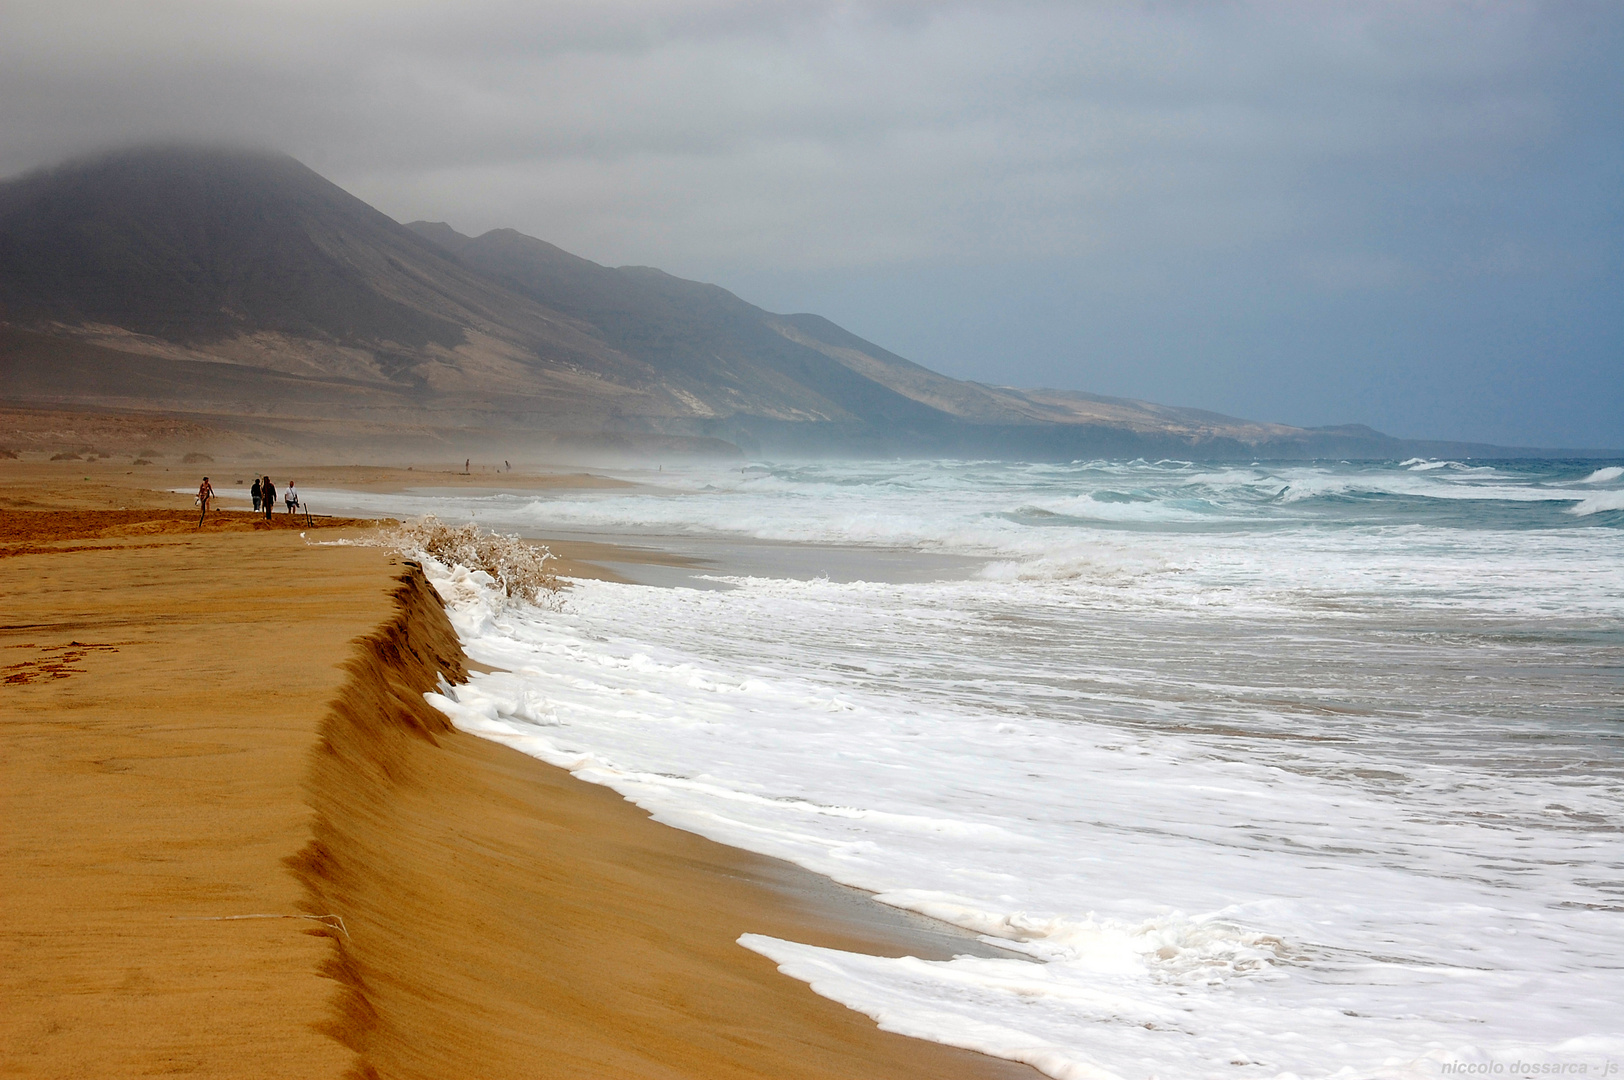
326,458,1622,1078
382,516,560,605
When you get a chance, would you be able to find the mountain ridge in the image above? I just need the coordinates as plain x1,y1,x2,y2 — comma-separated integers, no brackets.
0,146,1601,460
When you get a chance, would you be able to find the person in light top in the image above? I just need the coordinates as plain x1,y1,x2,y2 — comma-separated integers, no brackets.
284,481,299,514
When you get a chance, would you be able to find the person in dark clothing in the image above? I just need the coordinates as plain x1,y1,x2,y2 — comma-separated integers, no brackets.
251,477,262,512
261,477,275,520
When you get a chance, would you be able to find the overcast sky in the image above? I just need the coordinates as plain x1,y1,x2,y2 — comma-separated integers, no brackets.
3,1,1619,447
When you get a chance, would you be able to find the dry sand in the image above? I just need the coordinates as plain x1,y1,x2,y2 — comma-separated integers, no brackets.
0,465,1034,1080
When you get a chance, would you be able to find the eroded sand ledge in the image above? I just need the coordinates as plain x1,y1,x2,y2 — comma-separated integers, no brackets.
1,512,1030,1080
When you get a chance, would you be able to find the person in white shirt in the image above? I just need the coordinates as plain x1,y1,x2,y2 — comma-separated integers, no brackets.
284,481,299,514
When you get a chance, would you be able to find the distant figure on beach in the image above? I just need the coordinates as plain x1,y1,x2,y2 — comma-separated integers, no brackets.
505,460,510,472
250,477,261,512
284,481,299,515
465,458,470,474
197,477,214,516
261,477,275,520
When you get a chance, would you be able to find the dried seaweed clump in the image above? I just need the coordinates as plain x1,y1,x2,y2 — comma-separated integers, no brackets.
386,515,559,602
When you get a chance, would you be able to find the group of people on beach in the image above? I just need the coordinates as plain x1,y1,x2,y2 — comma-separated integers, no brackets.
249,476,299,518
193,475,299,523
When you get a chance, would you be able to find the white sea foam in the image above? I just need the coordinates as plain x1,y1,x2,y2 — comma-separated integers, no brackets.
304,458,1606,573
1579,465,1623,484
1570,488,1624,516
377,458,1622,1079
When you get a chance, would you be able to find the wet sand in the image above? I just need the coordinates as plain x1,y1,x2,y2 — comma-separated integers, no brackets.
0,465,1033,1079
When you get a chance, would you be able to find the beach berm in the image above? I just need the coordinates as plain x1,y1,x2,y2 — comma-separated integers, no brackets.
0,486,1031,1078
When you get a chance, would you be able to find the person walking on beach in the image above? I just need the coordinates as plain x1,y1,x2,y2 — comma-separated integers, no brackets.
261,477,275,520
284,481,299,515
250,477,261,513
196,477,214,524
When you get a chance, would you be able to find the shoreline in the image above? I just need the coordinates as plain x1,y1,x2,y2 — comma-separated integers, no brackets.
0,469,1034,1078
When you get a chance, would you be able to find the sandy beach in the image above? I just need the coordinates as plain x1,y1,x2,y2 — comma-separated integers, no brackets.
1,460,1032,1079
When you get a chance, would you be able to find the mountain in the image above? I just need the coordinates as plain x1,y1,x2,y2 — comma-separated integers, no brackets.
0,146,704,436
0,145,1566,460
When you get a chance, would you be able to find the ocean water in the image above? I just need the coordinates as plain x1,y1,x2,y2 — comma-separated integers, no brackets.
330,458,1622,1079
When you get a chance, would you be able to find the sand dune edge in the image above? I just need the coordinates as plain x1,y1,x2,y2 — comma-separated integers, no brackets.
284,560,468,1076
277,557,1033,1080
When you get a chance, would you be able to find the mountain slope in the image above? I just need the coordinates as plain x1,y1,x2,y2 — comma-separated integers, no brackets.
0,148,974,440
404,221,1530,458
0,146,692,426
404,223,968,431
0,146,1567,459
0,146,463,347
